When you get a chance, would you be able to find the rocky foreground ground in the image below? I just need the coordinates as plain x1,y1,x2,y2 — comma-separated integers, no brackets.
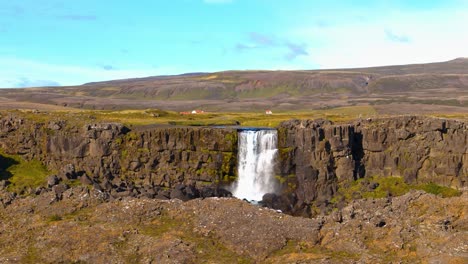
0,187,466,263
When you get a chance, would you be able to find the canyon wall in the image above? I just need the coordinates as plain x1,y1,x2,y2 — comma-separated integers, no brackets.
277,116,467,208
0,117,237,192
0,115,466,206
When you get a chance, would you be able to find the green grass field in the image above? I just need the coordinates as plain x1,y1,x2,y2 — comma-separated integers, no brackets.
3,104,466,130
1,105,379,128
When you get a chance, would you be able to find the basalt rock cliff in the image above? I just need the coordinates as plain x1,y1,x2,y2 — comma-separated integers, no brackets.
0,117,237,200
277,116,467,215
0,115,466,213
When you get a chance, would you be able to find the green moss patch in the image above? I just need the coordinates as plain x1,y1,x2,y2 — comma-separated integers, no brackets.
416,182,461,198
0,150,50,194
336,175,461,202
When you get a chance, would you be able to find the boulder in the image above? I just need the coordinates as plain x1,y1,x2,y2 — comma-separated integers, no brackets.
170,188,189,201
261,193,295,214
47,175,59,187
60,164,77,180
52,184,69,199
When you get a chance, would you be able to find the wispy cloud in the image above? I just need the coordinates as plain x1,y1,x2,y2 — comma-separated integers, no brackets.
235,33,276,51
15,78,60,88
101,65,116,71
385,29,410,43
235,32,308,61
0,57,182,88
235,43,256,51
285,43,308,60
249,32,276,46
57,14,97,21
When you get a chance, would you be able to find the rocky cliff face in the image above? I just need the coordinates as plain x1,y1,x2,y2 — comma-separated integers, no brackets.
277,116,467,213
1,115,466,211
0,116,237,195
277,120,355,206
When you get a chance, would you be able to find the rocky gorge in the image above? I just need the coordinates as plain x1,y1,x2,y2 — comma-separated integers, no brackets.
0,112,467,262
0,114,466,213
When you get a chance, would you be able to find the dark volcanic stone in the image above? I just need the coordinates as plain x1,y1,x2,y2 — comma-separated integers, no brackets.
170,188,189,201
52,184,69,199
93,183,103,192
184,185,200,199
154,194,170,200
200,187,215,198
47,175,59,187
100,178,113,191
215,188,232,198
261,193,294,214
60,164,77,180
368,182,379,190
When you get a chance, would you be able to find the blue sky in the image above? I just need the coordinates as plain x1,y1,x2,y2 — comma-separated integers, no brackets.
1,0,467,88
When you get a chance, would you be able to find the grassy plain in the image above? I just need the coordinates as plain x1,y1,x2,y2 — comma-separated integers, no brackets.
2,104,466,129
1,105,380,128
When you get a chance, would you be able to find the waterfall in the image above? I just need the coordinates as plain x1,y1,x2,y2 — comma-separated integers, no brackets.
232,129,278,201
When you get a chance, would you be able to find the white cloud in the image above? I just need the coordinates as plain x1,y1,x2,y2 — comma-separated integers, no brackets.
292,9,468,69
0,57,182,88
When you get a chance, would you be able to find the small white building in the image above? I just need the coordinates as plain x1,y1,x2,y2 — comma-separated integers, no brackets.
265,110,273,115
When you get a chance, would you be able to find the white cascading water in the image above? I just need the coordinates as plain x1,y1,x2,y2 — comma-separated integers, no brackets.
232,130,278,201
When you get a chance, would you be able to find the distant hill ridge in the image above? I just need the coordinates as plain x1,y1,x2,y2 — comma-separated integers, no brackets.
85,58,468,87
67,58,468,100
0,58,467,111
